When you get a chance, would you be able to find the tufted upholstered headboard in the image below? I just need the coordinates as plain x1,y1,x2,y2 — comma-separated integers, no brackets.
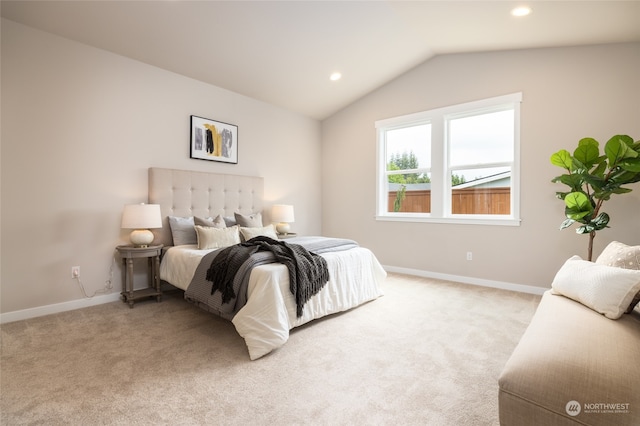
148,167,264,247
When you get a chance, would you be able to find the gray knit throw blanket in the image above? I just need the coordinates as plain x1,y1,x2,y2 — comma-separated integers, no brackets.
206,236,330,317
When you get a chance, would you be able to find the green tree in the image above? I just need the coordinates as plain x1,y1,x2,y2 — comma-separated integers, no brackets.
451,173,466,186
551,134,640,260
393,185,406,212
387,151,430,184
389,151,419,170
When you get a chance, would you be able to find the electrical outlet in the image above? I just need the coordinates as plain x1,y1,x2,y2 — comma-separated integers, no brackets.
466,252,473,261
71,266,80,279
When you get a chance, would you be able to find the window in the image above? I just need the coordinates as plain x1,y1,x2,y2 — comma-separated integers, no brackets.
376,93,521,225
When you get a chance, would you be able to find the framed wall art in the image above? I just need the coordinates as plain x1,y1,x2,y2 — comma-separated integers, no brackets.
190,115,238,164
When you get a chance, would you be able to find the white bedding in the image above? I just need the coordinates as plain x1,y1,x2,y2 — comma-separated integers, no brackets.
159,244,386,360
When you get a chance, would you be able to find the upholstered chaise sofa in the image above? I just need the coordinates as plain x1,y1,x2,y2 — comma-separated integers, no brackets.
498,242,640,426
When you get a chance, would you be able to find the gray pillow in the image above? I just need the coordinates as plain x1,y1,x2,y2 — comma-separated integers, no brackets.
223,216,237,227
168,216,196,246
194,215,226,229
234,212,263,227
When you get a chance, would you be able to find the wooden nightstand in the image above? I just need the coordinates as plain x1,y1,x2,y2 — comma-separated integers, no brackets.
116,244,163,308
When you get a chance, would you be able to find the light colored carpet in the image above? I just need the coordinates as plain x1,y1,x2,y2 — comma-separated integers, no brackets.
0,273,541,425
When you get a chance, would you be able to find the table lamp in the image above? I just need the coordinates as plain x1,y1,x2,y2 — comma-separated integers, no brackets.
271,204,295,235
121,203,162,247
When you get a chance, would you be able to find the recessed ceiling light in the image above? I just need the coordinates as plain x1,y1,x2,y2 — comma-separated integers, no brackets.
330,72,342,82
511,6,532,17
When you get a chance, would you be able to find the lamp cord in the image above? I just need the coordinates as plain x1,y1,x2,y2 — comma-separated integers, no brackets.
73,258,115,298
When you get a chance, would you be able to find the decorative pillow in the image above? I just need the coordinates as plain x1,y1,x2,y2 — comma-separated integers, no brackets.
194,215,226,229
239,224,278,241
234,212,263,227
168,216,196,246
596,241,640,270
194,225,240,250
551,255,640,319
223,216,237,227
596,241,640,313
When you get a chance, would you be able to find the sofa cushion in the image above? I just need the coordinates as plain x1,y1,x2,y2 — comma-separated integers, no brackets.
499,291,640,426
550,255,640,319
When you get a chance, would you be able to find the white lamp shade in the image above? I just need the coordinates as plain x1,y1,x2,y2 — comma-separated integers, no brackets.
122,204,162,247
271,204,295,223
121,203,162,229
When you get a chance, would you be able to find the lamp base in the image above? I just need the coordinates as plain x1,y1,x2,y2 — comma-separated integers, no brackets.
276,222,290,235
129,229,154,247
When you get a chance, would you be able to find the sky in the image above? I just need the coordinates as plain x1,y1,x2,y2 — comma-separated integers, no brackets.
385,109,514,180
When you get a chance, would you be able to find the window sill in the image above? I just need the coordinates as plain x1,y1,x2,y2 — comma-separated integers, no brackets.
375,215,521,226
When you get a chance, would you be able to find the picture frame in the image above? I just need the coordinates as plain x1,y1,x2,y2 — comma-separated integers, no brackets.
190,115,238,164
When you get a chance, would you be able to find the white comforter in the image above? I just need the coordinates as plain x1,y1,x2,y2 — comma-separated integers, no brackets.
160,244,386,360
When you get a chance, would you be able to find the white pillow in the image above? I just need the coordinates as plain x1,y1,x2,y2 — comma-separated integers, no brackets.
551,255,640,319
239,224,278,241
168,216,196,246
195,225,240,250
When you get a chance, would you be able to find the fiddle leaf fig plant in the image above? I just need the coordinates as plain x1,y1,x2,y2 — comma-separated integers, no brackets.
550,134,640,261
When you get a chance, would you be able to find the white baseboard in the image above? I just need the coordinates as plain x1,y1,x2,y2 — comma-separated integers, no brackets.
383,265,548,296
0,292,122,324
1,268,546,324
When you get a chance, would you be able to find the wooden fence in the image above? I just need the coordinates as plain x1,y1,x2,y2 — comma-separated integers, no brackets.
388,187,510,214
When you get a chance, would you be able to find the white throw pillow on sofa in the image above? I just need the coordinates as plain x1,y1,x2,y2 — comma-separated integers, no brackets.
551,255,640,319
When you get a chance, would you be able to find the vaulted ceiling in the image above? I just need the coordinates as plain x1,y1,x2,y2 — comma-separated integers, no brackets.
2,1,639,120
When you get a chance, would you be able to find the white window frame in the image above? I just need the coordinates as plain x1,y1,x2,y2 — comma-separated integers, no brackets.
375,93,522,226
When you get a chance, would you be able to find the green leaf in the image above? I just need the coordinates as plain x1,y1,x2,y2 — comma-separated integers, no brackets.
591,159,607,177
576,224,594,234
582,174,605,191
609,134,635,148
559,218,575,230
578,137,599,148
620,158,640,172
564,192,591,211
592,212,610,230
605,136,637,166
566,209,591,221
571,157,587,173
574,139,600,168
592,187,614,201
564,192,593,221
611,187,632,194
550,150,573,170
551,173,584,190
609,170,640,185
626,173,640,184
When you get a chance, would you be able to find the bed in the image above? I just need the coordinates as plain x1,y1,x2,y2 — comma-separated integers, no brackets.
149,167,386,360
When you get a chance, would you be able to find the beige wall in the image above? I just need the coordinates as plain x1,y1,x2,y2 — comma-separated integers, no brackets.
321,43,640,289
1,19,322,315
2,18,639,318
